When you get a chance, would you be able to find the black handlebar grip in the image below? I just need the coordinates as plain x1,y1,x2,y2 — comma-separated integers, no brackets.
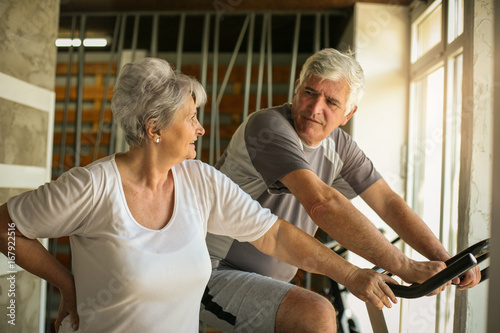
445,239,490,266
388,253,477,298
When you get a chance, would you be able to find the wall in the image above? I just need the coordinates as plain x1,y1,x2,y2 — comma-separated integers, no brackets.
453,0,494,332
351,3,409,198
487,0,500,330
338,3,409,333
0,0,59,332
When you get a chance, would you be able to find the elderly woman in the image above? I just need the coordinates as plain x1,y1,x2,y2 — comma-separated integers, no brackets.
0,58,399,333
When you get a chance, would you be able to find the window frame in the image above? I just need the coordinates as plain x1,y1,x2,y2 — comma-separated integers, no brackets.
404,1,466,332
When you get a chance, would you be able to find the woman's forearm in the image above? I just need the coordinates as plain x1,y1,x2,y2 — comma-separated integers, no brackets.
0,203,74,292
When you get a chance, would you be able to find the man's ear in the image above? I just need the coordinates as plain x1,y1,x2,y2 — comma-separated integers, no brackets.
341,106,358,126
293,79,301,94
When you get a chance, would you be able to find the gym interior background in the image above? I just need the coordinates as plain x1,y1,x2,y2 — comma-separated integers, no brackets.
0,0,499,332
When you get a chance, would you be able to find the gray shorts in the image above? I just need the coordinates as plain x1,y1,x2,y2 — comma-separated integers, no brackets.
200,269,293,333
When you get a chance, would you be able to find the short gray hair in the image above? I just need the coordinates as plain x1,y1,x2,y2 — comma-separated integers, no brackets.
112,57,207,147
296,48,365,115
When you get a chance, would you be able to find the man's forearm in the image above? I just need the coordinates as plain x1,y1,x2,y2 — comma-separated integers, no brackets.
360,179,451,262
308,191,411,275
308,196,450,285
251,218,357,286
280,169,411,276
381,196,450,261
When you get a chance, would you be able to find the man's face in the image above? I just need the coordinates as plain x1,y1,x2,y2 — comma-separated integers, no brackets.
291,75,356,147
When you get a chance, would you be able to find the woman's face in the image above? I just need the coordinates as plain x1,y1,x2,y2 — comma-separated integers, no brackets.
161,94,205,162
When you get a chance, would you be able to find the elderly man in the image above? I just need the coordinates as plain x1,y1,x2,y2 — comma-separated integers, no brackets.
200,48,480,333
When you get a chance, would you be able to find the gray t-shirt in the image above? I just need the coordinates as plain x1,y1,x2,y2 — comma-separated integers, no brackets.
206,103,381,282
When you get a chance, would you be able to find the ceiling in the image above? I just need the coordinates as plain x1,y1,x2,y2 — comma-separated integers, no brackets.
57,0,412,54
59,0,411,13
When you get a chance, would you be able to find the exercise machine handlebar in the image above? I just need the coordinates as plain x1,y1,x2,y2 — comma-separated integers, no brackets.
386,239,490,299
388,253,476,298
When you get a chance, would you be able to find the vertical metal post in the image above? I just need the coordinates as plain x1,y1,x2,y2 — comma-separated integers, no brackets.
266,15,273,108
176,13,186,70
49,14,75,322
109,14,127,155
49,16,78,332
209,15,220,165
216,15,250,107
314,13,321,52
150,14,159,58
131,15,140,62
324,14,330,48
116,15,127,69
75,15,86,167
58,15,77,177
243,13,255,120
197,14,210,160
94,15,121,161
215,15,250,159
288,13,301,103
256,14,269,112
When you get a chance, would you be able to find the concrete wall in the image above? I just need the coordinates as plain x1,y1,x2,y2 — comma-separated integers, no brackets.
454,0,494,332
487,1,500,331
350,3,409,197
0,0,59,332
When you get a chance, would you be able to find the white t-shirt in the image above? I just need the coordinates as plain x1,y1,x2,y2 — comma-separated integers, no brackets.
8,155,277,332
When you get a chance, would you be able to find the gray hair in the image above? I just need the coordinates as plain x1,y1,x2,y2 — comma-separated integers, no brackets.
296,48,365,115
112,57,207,147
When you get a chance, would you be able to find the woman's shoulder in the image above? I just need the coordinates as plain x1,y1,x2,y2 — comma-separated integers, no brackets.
82,155,117,177
84,154,116,170
176,160,230,186
54,155,117,190
176,159,215,175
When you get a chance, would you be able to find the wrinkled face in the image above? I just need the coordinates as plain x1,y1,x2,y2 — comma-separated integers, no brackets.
291,76,355,147
161,94,205,162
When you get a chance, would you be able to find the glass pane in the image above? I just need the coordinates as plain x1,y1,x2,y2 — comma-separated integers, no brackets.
448,0,464,43
410,67,445,235
421,68,444,229
437,53,463,333
412,2,442,62
404,66,445,333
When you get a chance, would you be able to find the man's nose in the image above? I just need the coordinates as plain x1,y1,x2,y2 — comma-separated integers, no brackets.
310,95,327,114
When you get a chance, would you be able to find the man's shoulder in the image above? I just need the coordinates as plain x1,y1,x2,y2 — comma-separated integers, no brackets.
246,104,295,140
247,104,291,125
329,127,354,145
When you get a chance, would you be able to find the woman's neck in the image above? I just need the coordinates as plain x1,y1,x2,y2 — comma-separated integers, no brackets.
115,146,174,191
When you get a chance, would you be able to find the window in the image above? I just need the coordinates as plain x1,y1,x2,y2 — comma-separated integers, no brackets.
405,1,465,332
448,0,464,43
411,1,442,62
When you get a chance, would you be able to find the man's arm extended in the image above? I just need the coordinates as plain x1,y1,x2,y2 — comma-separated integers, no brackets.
280,168,448,286
360,178,481,290
250,217,399,310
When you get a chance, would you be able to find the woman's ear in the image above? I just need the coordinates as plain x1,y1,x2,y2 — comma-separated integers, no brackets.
145,118,160,142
